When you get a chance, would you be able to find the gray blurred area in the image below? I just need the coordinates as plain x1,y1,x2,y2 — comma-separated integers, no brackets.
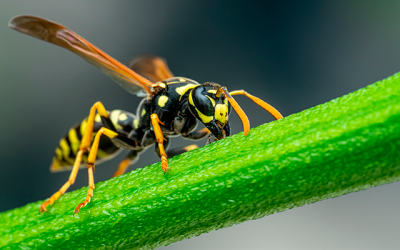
1,1,400,249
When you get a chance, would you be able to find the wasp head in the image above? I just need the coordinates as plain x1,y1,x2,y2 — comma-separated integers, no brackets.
188,83,231,140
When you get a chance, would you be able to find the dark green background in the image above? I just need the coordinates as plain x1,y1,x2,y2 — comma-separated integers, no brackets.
1,1,400,249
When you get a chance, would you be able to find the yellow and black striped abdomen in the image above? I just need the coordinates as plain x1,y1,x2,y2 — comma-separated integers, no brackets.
50,110,136,172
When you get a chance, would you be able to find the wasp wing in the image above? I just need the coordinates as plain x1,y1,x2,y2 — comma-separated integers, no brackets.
9,15,152,95
129,55,174,83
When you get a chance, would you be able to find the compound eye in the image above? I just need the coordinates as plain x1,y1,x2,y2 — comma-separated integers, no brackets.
192,86,214,116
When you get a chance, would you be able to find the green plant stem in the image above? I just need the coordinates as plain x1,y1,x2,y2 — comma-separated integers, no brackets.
1,73,400,249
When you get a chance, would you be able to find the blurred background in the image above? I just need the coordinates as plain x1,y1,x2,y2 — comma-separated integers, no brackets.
1,1,400,249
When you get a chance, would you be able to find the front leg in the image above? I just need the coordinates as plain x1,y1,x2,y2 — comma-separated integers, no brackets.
150,114,169,173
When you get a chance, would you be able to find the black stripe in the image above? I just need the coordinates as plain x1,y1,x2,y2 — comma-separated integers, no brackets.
75,125,83,140
64,134,76,159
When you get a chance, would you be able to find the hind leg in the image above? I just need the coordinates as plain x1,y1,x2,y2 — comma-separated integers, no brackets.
112,149,143,177
40,150,84,212
40,101,111,212
73,127,141,215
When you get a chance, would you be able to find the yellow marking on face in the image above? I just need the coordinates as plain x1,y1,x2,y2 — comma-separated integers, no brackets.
206,96,215,107
176,84,198,100
215,104,228,124
224,97,228,106
208,89,217,94
68,129,80,154
110,110,122,130
141,109,146,117
133,119,139,129
196,107,213,123
59,138,74,164
158,95,169,107
94,114,101,123
119,113,128,121
179,78,185,82
189,90,194,106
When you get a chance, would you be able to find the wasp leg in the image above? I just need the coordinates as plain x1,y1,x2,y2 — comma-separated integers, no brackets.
40,150,84,212
112,158,131,177
229,90,283,120
73,127,118,216
81,102,113,148
154,135,198,159
167,145,198,157
154,136,170,158
150,114,169,173
40,101,111,213
153,137,197,159
182,127,210,140
112,150,140,177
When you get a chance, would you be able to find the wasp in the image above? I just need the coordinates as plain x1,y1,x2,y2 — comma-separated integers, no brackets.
9,15,283,215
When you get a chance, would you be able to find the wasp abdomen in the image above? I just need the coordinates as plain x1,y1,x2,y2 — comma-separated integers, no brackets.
50,110,136,172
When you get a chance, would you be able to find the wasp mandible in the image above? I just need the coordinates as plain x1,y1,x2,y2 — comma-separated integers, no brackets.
9,15,283,215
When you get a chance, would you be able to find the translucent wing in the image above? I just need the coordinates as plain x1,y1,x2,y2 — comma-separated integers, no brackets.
9,15,152,95
129,55,174,83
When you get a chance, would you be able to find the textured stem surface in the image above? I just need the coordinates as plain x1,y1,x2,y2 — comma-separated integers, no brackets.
1,73,400,249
